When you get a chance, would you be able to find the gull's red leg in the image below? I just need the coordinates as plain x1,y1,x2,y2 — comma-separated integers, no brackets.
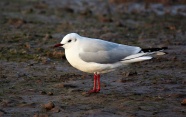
93,74,97,91
88,74,97,93
96,74,100,92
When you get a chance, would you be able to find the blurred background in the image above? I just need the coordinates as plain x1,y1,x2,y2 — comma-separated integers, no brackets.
0,0,186,61
0,0,186,117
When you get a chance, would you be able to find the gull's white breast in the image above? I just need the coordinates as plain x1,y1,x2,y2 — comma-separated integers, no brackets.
65,48,122,73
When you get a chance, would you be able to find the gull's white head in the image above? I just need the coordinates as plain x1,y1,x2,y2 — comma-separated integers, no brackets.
54,33,80,49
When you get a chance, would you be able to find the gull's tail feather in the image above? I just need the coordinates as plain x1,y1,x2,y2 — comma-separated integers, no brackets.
122,56,152,63
121,47,167,64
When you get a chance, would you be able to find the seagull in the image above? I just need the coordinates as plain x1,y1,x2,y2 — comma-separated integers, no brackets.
54,33,167,93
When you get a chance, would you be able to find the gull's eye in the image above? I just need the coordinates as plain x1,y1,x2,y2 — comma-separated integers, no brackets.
68,40,72,43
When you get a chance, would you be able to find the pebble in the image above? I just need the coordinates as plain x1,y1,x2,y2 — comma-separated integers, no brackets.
50,107,60,113
81,92,90,97
181,99,186,106
41,101,55,110
47,92,53,96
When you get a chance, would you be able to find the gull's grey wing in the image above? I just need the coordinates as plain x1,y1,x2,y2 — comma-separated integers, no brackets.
79,39,141,64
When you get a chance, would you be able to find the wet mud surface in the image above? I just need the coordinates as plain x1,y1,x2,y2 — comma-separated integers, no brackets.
0,0,186,117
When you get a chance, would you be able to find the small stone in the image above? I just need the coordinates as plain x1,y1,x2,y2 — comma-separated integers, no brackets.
41,101,55,110
47,92,53,96
181,99,186,106
54,83,65,88
82,92,87,95
50,107,60,113
25,42,31,49
81,92,90,97
166,25,176,30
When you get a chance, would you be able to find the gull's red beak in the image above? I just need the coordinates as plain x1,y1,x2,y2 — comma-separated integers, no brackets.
54,43,63,48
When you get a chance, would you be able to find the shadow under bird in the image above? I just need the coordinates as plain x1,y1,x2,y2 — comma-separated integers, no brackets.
54,33,167,93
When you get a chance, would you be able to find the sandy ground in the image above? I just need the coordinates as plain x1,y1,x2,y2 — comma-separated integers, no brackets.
0,0,186,117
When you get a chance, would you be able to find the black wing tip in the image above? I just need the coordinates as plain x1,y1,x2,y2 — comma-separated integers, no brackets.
141,47,168,52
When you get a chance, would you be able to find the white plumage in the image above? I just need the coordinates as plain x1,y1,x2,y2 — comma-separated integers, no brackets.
54,33,166,93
